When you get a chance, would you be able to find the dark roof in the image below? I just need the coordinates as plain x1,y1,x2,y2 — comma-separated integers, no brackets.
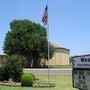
73,54,90,58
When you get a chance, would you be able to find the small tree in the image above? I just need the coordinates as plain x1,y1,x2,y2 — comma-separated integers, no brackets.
4,54,25,82
0,66,10,81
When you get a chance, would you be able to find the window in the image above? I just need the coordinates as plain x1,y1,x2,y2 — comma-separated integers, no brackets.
80,58,84,62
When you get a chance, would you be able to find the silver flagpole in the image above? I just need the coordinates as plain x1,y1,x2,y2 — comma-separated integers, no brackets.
47,22,50,82
47,2,50,82
42,1,50,82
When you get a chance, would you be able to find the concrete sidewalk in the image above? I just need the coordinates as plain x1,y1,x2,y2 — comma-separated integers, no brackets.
23,68,72,75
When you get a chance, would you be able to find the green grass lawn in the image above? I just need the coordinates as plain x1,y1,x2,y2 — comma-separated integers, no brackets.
49,65,72,68
0,75,78,90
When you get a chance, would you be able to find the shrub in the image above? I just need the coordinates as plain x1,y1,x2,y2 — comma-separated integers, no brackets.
0,67,4,81
4,55,25,82
21,73,34,87
0,55,25,82
2,65,10,81
27,73,35,80
12,72,24,82
0,66,9,81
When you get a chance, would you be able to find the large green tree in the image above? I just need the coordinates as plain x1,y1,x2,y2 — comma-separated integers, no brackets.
3,20,54,68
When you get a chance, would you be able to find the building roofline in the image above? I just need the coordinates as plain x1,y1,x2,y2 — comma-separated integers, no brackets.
73,54,90,58
55,47,70,51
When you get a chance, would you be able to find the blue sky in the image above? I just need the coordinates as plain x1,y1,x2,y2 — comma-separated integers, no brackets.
0,0,90,56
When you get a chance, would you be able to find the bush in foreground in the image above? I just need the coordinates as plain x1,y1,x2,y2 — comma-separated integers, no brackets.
5,55,24,82
27,73,35,80
0,55,25,82
21,73,34,87
0,66,10,81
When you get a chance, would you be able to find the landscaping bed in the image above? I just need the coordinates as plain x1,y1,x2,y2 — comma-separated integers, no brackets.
0,75,78,90
0,81,21,87
0,81,55,88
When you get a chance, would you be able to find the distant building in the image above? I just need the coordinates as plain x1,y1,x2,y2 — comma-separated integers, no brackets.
43,44,70,66
0,44,70,67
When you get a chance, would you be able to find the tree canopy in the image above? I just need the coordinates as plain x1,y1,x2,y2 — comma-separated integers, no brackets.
3,20,55,68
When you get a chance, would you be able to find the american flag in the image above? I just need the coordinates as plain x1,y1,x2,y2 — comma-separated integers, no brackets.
42,5,48,25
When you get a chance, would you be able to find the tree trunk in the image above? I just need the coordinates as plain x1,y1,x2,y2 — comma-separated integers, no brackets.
23,56,32,68
33,58,41,68
27,56,33,68
32,51,41,68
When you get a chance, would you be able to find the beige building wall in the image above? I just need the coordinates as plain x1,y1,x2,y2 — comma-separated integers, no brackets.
60,53,70,65
46,47,70,66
